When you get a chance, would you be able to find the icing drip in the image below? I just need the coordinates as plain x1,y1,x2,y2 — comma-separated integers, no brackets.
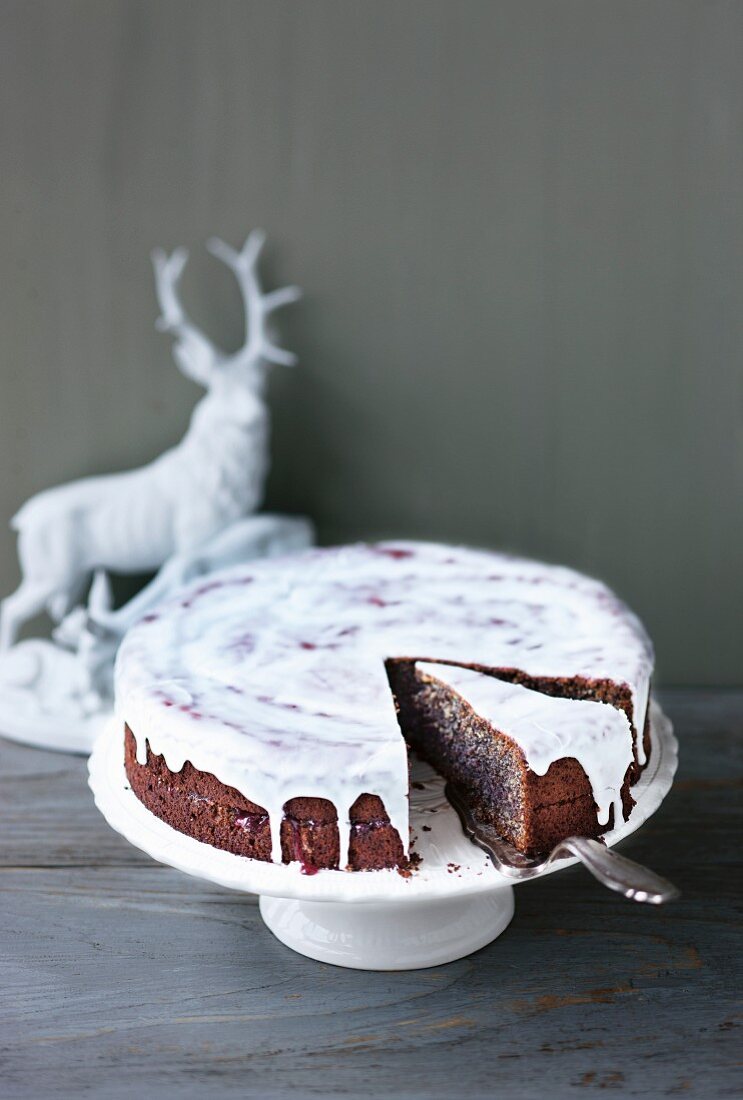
337,811,352,874
115,541,654,868
268,807,284,865
416,663,634,829
633,671,651,766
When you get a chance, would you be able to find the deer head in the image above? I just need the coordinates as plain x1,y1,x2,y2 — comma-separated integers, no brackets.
151,230,302,395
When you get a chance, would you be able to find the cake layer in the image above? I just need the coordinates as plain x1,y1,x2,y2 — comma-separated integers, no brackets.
116,541,655,865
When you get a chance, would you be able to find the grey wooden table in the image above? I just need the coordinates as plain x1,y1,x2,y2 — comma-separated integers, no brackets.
1,689,740,1099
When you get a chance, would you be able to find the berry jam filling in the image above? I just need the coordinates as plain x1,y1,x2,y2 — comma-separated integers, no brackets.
350,818,390,836
285,816,319,875
233,809,270,831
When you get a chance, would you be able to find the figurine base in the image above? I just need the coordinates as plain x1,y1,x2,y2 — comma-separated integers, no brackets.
0,640,108,754
259,890,515,970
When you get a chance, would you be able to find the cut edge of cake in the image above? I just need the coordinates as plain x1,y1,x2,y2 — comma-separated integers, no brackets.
397,661,638,856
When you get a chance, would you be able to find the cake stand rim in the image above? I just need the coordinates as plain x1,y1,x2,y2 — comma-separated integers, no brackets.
88,697,677,905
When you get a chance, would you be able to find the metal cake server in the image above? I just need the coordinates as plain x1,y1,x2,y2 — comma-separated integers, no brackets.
445,782,680,904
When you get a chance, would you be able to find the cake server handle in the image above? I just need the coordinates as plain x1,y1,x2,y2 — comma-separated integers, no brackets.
444,782,679,903
552,837,680,904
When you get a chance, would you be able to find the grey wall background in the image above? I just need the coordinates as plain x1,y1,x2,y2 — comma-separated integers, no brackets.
0,0,740,684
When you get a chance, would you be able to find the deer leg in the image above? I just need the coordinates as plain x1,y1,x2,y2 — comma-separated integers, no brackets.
48,571,90,623
0,580,59,651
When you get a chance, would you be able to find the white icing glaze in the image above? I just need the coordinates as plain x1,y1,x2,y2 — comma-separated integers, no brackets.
415,662,634,828
115,541,654,867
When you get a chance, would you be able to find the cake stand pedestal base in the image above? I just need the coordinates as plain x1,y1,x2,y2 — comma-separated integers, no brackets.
259,888,515,970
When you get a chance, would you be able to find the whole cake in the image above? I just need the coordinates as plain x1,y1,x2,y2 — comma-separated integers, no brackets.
117,542,654,871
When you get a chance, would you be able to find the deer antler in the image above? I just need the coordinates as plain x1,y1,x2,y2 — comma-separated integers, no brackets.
152,246,222,387
152,231,301,386
207,231,302,368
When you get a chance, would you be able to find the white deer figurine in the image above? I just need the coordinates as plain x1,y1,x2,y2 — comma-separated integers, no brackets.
0,230,302,652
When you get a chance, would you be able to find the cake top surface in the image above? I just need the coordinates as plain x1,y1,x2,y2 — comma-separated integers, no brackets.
116,541,654,863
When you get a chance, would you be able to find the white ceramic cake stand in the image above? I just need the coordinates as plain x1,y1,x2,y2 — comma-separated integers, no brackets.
88,700,677,971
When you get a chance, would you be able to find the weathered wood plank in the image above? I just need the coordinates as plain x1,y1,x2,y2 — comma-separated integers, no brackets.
0,690,740,1098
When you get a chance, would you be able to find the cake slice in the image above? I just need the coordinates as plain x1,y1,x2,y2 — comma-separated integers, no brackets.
396,662,636,855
